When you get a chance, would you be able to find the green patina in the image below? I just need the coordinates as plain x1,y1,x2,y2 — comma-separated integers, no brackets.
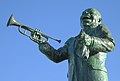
30,8,115,81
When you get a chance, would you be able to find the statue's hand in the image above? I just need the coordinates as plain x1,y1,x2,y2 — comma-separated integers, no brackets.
30,29,46,44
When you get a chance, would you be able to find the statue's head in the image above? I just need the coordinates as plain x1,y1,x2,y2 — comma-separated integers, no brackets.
80,8,102,28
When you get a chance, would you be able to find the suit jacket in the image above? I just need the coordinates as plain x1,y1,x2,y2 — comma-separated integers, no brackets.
39,24,115,81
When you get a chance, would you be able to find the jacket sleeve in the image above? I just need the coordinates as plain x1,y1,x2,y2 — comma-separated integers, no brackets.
89,25,115,53
38,42,68,63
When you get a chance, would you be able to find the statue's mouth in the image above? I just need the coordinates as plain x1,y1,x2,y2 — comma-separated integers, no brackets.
82,16,91,20
81,15,93,26
82,16,92,23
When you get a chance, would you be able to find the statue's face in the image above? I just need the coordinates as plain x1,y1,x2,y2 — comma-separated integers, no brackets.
80,8,102,28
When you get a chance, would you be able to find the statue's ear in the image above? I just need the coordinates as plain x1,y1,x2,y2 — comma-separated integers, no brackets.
98,18,102,23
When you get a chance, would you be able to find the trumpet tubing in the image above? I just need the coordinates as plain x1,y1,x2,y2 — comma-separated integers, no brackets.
7,15,61,43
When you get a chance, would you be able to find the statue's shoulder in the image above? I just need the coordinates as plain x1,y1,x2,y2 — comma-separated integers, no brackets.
98,24,110,33
65,37,76,45
98,24,113,39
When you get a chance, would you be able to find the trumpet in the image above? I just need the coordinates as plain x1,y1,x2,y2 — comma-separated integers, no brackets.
7,15,61,43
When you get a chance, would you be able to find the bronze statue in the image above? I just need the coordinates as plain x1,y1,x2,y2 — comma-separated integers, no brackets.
7,8,115,81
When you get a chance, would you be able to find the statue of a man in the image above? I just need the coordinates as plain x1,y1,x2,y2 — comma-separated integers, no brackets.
30,8,115,81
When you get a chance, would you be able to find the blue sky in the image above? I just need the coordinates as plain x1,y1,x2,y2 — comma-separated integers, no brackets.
0,0,120,81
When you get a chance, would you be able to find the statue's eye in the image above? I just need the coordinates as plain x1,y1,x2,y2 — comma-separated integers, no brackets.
83,11,88,14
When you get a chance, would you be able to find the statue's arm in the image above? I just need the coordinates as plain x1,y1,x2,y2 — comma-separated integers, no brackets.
29,29,69,63
39,42,68,63
86,25,115,53
90,36,115,53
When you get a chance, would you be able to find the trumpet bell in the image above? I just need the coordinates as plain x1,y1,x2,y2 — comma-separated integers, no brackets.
7,14,21,27
7,14,14,26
